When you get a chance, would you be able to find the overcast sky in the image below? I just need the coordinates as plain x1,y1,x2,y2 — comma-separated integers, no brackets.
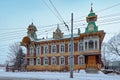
0,0,120,64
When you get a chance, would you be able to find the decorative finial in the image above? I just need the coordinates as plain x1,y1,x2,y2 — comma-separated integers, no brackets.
78,28,81,35
31,19,34,25
31,22,33,25
90,3,93,13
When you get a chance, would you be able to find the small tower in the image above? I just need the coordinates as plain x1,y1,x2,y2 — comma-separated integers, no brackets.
53,24,64,39
27,22,37,40
85,4,98,33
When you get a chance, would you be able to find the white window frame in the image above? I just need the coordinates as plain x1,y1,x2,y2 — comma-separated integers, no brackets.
36,45,41,56
44,44,48,54
68,42,74,52
36,57,41,65
94,40,99,50
89,40,94,50
78,42,83,52
51,43,57,53
60,42,65,53
44,57,49,65
30,46,34,56
59,56,65,65
29,58,34,66
78,55,85,65
51,56,57,65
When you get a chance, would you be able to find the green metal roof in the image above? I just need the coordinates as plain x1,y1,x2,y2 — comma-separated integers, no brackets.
88,12,96,17
85,22,98,33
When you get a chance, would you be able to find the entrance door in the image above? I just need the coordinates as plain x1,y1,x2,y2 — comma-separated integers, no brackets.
87,56,96,68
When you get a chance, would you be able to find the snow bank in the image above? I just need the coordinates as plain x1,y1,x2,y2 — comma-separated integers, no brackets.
0,69,120,80
0,67,5,72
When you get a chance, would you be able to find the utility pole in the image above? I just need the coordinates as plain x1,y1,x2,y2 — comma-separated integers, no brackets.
70,13,74,78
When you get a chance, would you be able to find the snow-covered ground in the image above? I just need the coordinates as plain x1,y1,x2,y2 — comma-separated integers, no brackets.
0,67,5,72
0,67,120,80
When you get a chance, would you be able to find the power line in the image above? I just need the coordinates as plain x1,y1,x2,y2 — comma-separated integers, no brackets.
75,2,120,20
49,0,69,31
0,12,120,32
0,2,119,33
98,21,120,26
1,2,120,38
42,0,62,22
96,2,120,13
49,0,64,23
1,17,120,38
98,12,120,19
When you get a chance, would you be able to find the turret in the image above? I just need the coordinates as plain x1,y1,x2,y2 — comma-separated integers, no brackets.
85,4,98,33
27,22,37,40
53,24,64,39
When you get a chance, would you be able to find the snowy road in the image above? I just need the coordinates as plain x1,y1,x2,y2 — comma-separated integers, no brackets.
0,77,44,80
0,71,119,80
0,68,120,80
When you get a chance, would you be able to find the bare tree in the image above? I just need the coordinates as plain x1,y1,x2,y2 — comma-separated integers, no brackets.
7,42,26,71
7,42,21,62
102,42,110,69
106,33,120,56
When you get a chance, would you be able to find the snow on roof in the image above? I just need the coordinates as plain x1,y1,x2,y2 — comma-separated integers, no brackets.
35,33,79,42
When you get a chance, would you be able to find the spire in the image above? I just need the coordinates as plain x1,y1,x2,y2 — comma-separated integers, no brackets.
56,24,61,32
31,22,33,25
57,24,59,29
90,3,93,13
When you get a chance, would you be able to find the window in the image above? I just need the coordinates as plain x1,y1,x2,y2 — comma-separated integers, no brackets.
78,55,85,65
51,56,57,65
89,40,94,50
60,43,65,53
95,40,98,50
44,57,49,65
36,57,41,65
68,43,74,52
44,45,48,54
59,56,65,65
29,58,34,65
68,43,71,52
68,56,74,65
36,45,41,56
30,46,34,56
51,44,56,53
85,42,87,50
78,42,83,52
